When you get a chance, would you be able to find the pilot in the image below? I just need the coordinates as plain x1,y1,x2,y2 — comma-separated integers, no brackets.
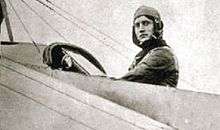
120,6,179,87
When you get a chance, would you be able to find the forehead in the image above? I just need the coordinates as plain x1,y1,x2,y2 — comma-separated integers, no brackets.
134,16,153,23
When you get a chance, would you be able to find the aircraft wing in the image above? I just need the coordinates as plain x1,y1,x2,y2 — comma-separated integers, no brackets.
1,41,220,130
0,54,175,130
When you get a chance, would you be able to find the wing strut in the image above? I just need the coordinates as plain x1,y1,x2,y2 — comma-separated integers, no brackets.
0,0,14,41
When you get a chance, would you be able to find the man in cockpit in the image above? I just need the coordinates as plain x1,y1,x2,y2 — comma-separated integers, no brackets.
120,6,179,87
42,6,179,87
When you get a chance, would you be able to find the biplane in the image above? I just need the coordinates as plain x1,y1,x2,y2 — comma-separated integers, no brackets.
0,0,220,130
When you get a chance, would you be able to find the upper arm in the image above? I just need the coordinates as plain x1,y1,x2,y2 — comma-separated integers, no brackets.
121,47,176,81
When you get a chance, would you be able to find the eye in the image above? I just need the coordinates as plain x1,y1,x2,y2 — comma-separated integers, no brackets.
142,21,150,26
135,23,140,28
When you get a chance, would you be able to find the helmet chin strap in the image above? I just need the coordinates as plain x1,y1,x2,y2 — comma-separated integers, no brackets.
152,34,157,39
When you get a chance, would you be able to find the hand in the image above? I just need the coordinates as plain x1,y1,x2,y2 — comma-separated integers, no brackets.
61,54,73,69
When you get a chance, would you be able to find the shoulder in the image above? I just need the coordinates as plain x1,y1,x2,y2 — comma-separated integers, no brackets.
140,46,178,69
151,46,175,56
146,46,177,61
143,46,174,59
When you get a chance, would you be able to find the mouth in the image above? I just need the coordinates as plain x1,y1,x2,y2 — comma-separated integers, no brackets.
139,34,149,39
138,34,151,43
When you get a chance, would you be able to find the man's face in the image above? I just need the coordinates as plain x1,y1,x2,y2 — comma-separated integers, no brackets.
134,16,154,44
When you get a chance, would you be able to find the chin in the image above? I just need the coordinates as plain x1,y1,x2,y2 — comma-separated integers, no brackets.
139,38,150,43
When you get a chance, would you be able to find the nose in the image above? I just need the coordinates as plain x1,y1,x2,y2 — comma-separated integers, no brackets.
139,24,145,33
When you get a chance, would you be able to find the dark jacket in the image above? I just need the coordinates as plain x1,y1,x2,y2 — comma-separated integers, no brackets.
121,39,179,87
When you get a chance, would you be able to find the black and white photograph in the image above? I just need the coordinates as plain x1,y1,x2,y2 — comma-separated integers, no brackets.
0,0,220,130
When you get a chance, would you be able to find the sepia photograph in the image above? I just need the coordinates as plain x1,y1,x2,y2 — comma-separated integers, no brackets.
0,0,220,129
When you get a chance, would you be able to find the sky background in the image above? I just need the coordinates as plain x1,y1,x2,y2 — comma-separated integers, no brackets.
1,0,220,94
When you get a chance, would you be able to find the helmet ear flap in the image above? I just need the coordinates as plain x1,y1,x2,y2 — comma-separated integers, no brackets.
154,18,163,30
132,26,141,47
159,20,163,30
153,19,163,39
